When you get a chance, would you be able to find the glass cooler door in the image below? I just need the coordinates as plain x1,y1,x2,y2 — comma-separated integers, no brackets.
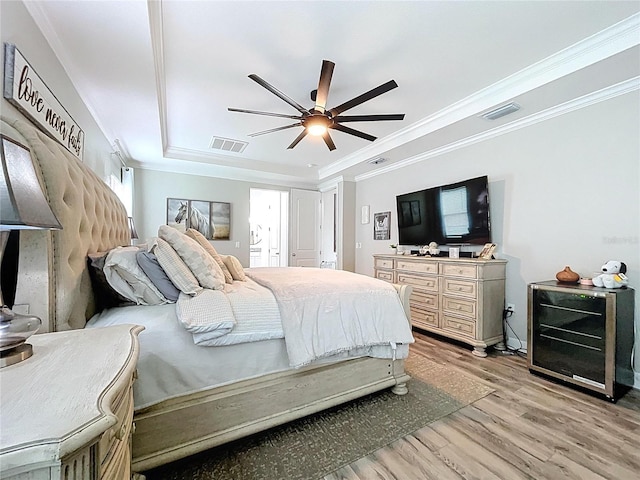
531,289,608,388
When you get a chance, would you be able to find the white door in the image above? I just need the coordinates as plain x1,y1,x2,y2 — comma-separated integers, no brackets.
249,189,288,268
290,188,321,267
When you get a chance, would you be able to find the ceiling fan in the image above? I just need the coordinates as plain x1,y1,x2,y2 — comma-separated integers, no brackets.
228,60,405,151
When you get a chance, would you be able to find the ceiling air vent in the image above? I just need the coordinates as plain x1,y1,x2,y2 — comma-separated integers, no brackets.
209,136,248,153
480,102,521,120
367,157,387,165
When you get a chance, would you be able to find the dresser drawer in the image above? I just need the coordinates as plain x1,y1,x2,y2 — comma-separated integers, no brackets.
375,270,394,282
442,315,476,338
442,278,477,298
440,263,477,279
411,305,439,329
410,290,438,309
374,258,394,269
100,430,131,480
396,260,438,275
442,296,477,319
98,380,134,469
397,273,438,292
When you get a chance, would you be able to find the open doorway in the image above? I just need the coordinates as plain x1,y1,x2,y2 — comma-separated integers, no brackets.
249,189,289,267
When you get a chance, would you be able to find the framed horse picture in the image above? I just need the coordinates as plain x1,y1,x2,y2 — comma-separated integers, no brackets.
166,198,230,240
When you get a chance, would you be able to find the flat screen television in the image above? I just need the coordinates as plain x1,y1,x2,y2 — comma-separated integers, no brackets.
396,175,491,246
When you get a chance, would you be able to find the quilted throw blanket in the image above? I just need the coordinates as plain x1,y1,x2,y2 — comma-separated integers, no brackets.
176,278,283,346
246,267,414,368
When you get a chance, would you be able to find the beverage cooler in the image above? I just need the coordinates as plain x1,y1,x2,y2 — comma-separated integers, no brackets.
527,281,635,401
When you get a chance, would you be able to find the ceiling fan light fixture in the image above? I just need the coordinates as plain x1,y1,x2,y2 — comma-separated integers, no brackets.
307,124,327,136
229,60,404,150
305,115,329,136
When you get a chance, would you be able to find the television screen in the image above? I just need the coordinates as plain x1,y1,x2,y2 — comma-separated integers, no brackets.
396,175,491,246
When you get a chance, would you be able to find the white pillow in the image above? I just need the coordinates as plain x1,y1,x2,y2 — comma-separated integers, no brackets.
185,228,234,284
221,255,246,281
103,246,167,305
152,238,203,296
158,225,225,290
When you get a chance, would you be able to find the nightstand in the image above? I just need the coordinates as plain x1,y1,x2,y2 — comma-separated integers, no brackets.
0,324,143,479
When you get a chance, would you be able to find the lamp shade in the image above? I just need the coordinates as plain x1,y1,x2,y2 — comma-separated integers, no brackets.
0,135,62,230
128,216,138,239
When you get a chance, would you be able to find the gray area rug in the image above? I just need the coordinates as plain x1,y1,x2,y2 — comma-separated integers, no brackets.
143,355,494,480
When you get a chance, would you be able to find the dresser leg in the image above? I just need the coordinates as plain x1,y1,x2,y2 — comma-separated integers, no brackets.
391,382,408,395
472,346,488,358
493,341,506,351
132,473,146,480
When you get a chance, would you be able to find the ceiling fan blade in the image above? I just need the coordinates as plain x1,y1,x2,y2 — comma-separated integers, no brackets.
287,130,308,149
322,131,336,151
333,114,405,122
314,60,335,114
228,108,303,120
248,122,303,137
248,74,308,115
330,123,377,142
328,80,399,117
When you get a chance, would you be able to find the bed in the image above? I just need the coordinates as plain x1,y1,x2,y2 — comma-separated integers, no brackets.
3,116,414,474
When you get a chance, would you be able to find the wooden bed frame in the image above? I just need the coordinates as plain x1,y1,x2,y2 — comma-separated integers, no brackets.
4,116,412,473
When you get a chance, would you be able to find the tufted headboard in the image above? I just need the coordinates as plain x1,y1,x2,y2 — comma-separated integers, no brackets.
1,117,130,331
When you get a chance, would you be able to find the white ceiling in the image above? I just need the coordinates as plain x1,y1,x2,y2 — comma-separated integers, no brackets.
24,1,640,188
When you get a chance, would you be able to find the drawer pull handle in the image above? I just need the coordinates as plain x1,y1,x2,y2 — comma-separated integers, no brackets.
115,422,128,441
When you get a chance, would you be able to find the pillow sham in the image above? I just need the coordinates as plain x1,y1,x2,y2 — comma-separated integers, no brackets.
158,225,225,290
185,228,234,283
103,246,167,305
152,237,203,296
87,252,135,309
221,255,247,281
136,250,181,302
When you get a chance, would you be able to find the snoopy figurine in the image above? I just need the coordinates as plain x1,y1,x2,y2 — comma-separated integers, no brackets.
591,260,629,289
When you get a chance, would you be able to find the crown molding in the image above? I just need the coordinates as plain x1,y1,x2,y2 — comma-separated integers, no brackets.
354,77,640,182
147,0,168,153
23,1,117,144
321,13,640,180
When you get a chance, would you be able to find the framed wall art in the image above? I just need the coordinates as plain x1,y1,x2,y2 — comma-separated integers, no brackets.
373,211,390,240
166,198,231,240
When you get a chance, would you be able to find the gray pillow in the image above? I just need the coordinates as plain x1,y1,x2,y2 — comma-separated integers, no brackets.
136,250,181,302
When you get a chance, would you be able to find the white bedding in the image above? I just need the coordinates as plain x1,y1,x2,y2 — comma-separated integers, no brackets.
246,267,415,367
180,277,284,346
86,304,291,410
87,302,410,410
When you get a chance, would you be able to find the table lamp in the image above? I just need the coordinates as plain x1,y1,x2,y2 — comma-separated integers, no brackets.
0,134,62,368
128,216,138,244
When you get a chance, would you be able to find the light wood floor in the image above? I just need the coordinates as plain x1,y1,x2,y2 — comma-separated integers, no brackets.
325,330,640,480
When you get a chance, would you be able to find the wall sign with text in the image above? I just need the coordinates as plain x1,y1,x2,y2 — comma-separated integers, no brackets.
3,43,84,161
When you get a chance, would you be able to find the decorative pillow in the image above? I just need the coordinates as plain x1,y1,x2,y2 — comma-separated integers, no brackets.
152,238,203,296
87,252,135,309
103,246,167,305
136,250,181,302
158,225,225,290
185,228,234,284
221,255,246,281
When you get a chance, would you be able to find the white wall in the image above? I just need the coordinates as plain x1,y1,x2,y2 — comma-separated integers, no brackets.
355,92,640,376
1,1,120,183
133,169,291,266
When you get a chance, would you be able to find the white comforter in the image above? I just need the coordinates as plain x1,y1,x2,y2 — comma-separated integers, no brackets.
246,267,414,367
175,267,414,367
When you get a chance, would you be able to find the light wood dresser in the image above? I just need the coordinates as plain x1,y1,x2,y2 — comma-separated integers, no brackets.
0,324,143,480
374,254,506,357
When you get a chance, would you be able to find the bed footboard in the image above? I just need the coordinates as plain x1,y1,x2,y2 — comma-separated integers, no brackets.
132,356,410,471
132,282,413,472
